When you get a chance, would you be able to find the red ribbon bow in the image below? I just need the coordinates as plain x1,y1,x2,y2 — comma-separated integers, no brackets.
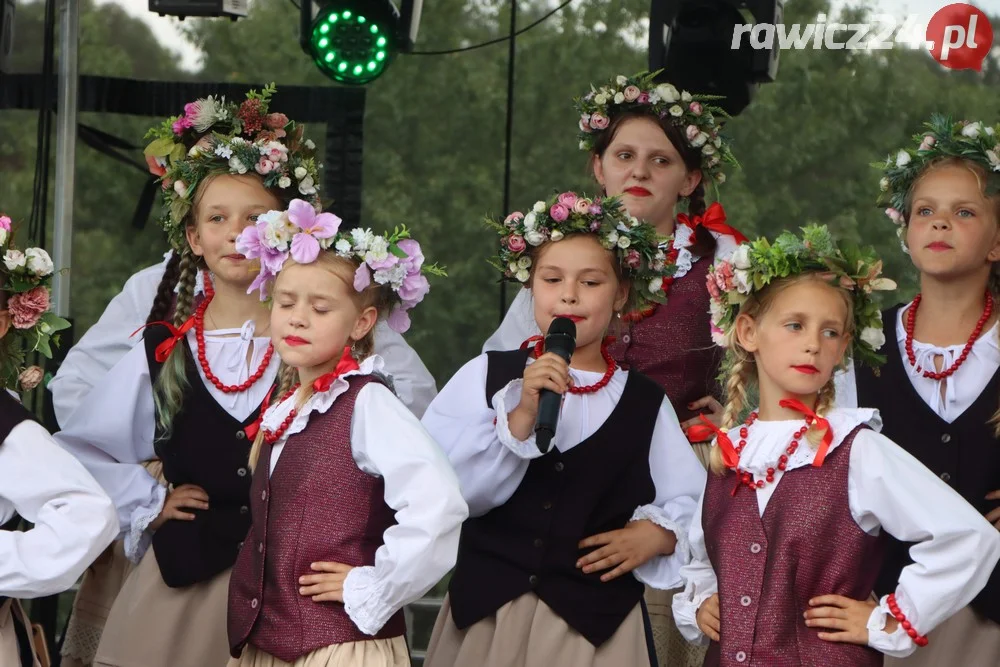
243,383,278,441
779,398,834,467
676,202,748,244
312,346,361,393
694,414,740,469
130,317,197,363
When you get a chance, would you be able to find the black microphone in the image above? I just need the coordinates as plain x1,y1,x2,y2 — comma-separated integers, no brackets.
534,317,576,454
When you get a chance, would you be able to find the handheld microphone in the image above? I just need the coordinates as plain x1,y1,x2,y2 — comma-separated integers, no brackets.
534,317,576,454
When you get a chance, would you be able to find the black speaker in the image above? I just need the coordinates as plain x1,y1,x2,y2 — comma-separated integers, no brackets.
648,0,782,116
0,0,15,74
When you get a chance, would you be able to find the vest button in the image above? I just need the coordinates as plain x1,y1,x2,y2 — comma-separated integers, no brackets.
940,472,951,483
749,543,761,554
941,433,951,443
258,541,264,553
622,334,631,345
735,651,747,662
740,595,751,607
236,430,246,440
251,598,258,609
528,575,539,587
542,501,552,510
261,490,267,500
238,541,244,550
554,462,565,472
240,505,249,515
237,467,248,477
534,538,544,548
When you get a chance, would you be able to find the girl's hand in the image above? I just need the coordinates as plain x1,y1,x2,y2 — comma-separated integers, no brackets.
298,562,356,603
804,594,896,644
696,593,721,642
576,519,677,582
680,395,725,442
985,490,1000,529
507,352,571,440
150,484,209,531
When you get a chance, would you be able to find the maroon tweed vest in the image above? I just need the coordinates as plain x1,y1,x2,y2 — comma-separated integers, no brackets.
608,255,724,424
227,375,406,661
702,425,885,667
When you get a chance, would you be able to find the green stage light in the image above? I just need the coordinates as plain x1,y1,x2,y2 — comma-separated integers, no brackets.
307,1,399,85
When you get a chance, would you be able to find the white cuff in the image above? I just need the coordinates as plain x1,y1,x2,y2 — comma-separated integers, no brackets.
866,594,917,658
670,587,714,646
492,380,548,459
631,504,691,565
125,484,167,563
342,565,395,636
629,505,690,590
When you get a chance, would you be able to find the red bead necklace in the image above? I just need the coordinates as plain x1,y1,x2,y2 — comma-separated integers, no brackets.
904,291,992,380
527,336,618,394
262,384,300,444
194,291,275,393
731,412,808,492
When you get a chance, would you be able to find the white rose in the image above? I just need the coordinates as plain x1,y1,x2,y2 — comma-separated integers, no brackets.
515,268,531,282
525,230,546,246
594,94,608,105
617,236,631,249
616,75,628,86
3,250,25,271
614,92,625,104
985,127,995,136
669,105,684,117
517,256,532,269
533,200,546,213
509,261,518,273
294,166,308,179
228,156,247,174
647,92,661,104
334,238,352,256
961,122,982,138
278,175,292,189
365,236,390,264
895,150,911,167
702,144,716,156
986,149,1000,172
879,177,889,192
709,298,727,321
715,172,727,184
550,229,564,242
655,83,679,103
731,244,751,270
305,139,316,149
860,326,886,351
523,211,537,230
681,91,692,102
0,228,7,246
298,176,317,195
25,248,54,276
605,231,619,247
187,145,202,158
733,268,751,294
351,228,371,252
579,140,588,150
648,277,663,293
690,132,709,147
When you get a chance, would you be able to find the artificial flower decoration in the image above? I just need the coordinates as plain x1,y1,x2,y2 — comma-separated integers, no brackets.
574,70,739,189
143,83,321,251
236,199,446,334
0,213,70,392
706,224,896,369
487,191,676,314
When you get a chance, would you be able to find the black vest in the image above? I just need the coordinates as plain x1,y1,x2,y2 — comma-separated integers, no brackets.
143,325,266,588
448,349,663,647
856,305,1000,624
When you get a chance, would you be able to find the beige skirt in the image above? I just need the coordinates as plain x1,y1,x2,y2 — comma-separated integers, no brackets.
424,592,651,667
227,637,410,667
0,598,40,667
93,547,231,667
884,605,1000,667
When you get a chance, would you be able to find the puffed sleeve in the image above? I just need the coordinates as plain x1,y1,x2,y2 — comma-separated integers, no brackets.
481,288,540,353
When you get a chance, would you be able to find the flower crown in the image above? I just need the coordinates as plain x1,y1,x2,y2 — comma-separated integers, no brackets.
574,70,739,189
876,114,1000,247
236,199,446,334
144,83,321,251
706,225,896,369
0,214,71,392
488,191,676,312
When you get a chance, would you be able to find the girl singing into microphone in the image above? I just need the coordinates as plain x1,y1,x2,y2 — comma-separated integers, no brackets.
420,191,706,667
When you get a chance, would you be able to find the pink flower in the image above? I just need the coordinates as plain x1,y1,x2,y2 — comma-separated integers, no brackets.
0,215,11,231
504,212,524,227
625,249,641,269
507,234,526,252
919,135,936,151
579,114,591,132
885,208,905,225
173,180,188,197
588,204,603,216
637,92,650,104
573,198,591,215
706,272,721,299
549,204,569,222
8,286,49,329
398,273,430,304
287,199,341,264
183,101,201,118
354,264,372,291
557,192,578,208
171,115,192,135
18,366,43,391
145,154,167,178
623,85,641,102
387,306,411,333
589,113,609,130
255,158,275,175
266,113,289,130
589,221,601,232
689,102,703,115
396,239,425,271
714,262,735,292
686,125,700,141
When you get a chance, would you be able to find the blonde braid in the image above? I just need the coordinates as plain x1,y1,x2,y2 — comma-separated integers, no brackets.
805,380,836,448
709,358,752,474
248,363,302,472
152,249,199,439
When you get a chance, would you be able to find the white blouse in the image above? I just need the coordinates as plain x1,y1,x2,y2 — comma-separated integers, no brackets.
481,222,737,353
420,353,708,590
259,355,468,636
836,304,1000,422
0,420,119,598
54,322,279,563
671,408,1000,659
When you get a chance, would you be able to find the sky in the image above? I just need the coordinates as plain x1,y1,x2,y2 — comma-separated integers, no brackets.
93,0,990,72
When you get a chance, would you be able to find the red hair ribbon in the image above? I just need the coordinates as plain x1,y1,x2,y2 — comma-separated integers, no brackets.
676,202,748,244
779,398,834,467
243,383,277,441
312,346,361,393
694,414,740,468
129,316,196,363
